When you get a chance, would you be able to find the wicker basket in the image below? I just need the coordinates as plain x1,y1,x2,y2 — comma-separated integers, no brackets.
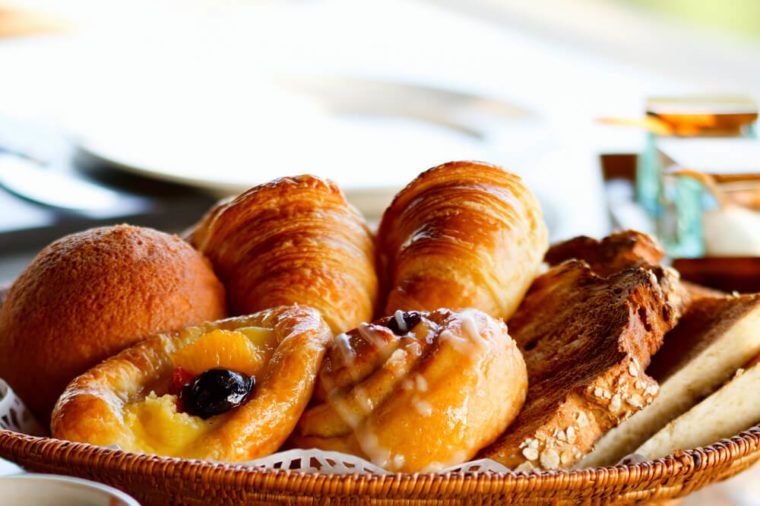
1,293,759,504
0,426,757,504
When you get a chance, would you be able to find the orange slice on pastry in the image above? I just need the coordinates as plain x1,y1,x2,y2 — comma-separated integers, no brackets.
290,308,528,472
51,306,331,461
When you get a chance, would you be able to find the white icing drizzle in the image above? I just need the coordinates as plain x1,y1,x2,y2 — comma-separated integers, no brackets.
329,395,361,429
354,386,373,416
357,323,391,349
439,329,469,354
392,454,406,470
421,461,445,472
393,310,408,333
415,375,428,392
421,450,469,472
412,397,433,417
357,431,391,469
459,311,490,350
422,321,439,344
335,333,355,364
406,340,423,357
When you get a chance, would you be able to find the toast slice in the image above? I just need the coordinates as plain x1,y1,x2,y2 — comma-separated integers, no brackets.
545,230,665,276
582,294,760,467
546,230,717,305
477,260,684,471
636,354,760,460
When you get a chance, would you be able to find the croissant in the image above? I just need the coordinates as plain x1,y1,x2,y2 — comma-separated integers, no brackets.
378,161,548,319
188,175,379,333
290,309,528,472
51,306,331,461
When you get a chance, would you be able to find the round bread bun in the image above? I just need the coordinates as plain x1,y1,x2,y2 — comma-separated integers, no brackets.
0,225,227,422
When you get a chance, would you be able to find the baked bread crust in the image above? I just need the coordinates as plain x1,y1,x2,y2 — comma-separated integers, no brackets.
478,260,683,470
377,161,548,320
188,175,379,333
0,225,226,422
545,230,664,275
546,229,713,306
637,354,760,460
583,293,760,466
291,309,528,472
51,306,331,461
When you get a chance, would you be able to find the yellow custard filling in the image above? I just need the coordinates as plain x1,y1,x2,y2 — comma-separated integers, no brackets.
123,392,217,456
122,326,275,456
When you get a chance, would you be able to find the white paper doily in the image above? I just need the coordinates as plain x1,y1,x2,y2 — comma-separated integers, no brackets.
243,450,512,475
0,379,516,474
0,379,44,436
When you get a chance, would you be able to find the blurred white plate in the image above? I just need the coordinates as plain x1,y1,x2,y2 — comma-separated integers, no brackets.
75,75,538,217
0,474,139,506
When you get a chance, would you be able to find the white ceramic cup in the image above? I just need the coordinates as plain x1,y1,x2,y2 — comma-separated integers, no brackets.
0,474,140,506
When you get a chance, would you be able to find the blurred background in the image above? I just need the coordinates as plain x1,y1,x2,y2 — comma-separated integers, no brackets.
1,0,760,280
1,1,760,502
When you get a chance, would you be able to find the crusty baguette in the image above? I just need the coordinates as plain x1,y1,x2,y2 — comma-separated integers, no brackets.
636,354,760,460
582,294,760,467
477,260,683,471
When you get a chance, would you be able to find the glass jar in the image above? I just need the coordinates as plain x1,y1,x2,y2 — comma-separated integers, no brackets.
636,95,757,219
657,138,760,258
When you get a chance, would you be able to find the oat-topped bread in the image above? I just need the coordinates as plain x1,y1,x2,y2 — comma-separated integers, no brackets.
583,293,760,466
478,260,684,471
637,353,760,460
545,230,664,275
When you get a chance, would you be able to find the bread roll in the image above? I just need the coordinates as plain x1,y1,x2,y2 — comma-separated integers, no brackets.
0,225,226,421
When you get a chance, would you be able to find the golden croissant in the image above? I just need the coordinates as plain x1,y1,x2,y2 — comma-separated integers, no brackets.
290,308,528,472
51,306,331,461
188,175,379,333
378,161,548,320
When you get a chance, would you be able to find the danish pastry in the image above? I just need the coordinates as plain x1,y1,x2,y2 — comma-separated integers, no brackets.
291,308,527,472
0,225,226,422
378,161,548,319
51,306,331,461
188,175,379,333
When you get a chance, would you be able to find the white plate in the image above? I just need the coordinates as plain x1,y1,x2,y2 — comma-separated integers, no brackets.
75,75,539,217
0,474,140,506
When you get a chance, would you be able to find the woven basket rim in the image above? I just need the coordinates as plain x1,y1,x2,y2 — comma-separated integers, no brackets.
1,425,758,496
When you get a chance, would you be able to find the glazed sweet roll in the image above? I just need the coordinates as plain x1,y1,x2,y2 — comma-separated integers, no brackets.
378,161,548,320
188,175,379,333
291,308,528,472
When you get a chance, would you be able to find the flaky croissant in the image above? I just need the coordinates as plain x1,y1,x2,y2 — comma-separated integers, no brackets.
52,306,331,461
188,175,379,333
378,161,548,320
290,309,528,472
